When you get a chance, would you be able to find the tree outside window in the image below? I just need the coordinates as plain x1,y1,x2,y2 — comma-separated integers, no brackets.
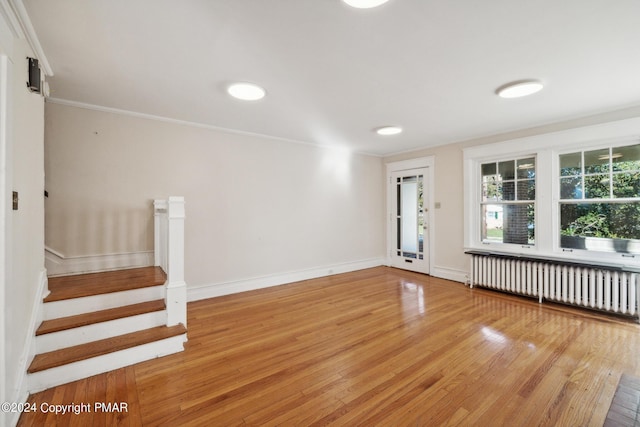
559,143,640,254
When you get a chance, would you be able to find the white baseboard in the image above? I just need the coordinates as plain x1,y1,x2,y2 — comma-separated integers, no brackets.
45,246,154,276
188,258,386,302
431,265,468,284
27,333,187,393
10,269,48,426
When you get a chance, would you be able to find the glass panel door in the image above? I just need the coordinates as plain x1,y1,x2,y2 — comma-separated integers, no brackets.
391,169,429,274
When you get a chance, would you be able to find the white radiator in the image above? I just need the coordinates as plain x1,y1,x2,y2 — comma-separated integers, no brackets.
469,253,640,319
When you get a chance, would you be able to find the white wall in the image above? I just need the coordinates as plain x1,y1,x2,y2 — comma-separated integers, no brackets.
386,144,466,280
44,102,386,291
0,17,46,427
383,105,640,282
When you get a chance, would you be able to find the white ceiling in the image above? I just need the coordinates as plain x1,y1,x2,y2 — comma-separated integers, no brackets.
22,0,640,156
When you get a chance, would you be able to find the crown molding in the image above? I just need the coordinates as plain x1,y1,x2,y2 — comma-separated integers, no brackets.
0,0,52,75
46,97,384,157
0,0,22,39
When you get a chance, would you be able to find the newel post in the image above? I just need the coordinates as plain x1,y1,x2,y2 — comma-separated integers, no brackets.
166,196,187,327
153,199,168,270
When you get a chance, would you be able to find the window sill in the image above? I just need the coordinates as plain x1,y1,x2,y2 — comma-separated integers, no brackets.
465,248,640,273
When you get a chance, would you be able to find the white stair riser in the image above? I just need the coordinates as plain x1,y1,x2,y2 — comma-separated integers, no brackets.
28,334,187,393
36,310,167,353
44,286,165,320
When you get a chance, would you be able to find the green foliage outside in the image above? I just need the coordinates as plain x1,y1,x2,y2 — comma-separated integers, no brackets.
561,211,612,238
560,150,640,241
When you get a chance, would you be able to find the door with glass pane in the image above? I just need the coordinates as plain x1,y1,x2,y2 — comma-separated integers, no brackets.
391,169,429,274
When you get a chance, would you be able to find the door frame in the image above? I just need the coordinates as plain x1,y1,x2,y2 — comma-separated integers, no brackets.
0,52,9,418
386,157,435,275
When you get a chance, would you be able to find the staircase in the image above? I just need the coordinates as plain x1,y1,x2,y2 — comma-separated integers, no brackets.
27,197,187,392
27,266,187,392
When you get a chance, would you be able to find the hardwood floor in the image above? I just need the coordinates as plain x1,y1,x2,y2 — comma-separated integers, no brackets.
45,267,166,302
18,266,640,426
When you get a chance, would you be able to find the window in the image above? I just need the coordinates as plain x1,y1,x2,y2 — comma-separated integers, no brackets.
395,174,424,259
480,157,535,245
464,118,640,266
559,143,640,255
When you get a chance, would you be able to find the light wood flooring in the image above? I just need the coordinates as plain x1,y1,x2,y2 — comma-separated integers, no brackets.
18,266,640,426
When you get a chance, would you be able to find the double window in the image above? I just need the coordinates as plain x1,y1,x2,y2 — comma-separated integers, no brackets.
467,137,640,262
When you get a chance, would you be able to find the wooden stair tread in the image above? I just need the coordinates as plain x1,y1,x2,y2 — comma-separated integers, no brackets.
28,324,186,373
46,266,166,302
36,300,166,336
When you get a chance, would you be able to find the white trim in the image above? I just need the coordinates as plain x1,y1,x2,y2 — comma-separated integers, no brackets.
463,116,640,267
45,246,154,276
10,269,47,426
153,199,168,268
431,265,468,284
46,98,384,157
44,245,64,259
188,258,385,301
463,116,640,159
383,105,640,158
3,0,53,75
165,197,186,327
388,168,430,274
386,157,435,172
27,333,186,393
43,286,164,320
36,310,166,353
166,280,187,326
385,157,435,275
0,51,8,427
0,0,22,50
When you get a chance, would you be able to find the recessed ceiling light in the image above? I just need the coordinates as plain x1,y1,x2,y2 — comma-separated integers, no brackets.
227,82,266,101
496,80,544,98
342,0,390,9
375,126,403,136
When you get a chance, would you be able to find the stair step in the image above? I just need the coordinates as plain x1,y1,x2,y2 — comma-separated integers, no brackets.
36,300,166,335
46,266,166,302
28,324,186,373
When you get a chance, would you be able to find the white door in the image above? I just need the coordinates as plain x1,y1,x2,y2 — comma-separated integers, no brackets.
390,169,429,274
